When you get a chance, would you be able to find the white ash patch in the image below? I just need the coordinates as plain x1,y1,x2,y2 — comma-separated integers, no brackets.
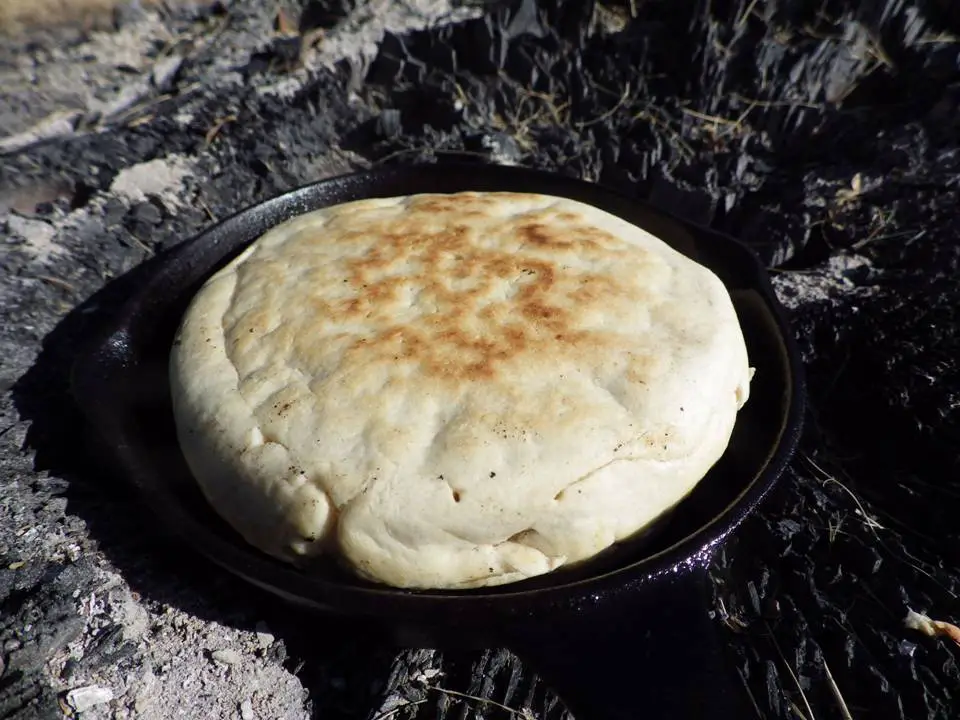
109,155,194,207
0,110,84,155
259,0,482,98
257,75,306,100
772,253,878,309
174,109,196,126
4,214,65,264
46,567,310,720
79,17,174,72
312,0,481,70
0,14,175,139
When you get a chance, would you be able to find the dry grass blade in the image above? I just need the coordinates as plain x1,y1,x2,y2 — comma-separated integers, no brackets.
737,667,765,718
680,108,740,126
821,655,853,720
737,0,761,28
369,699,429,719
679,104,752,139
805,455,883,531
766,621,816,720
198,197,218,223
916,33,960,44
730,93,823,111
577,82,631,129
632,104,694,161
34,275,76,293
804,455,958,599
126,233,153,255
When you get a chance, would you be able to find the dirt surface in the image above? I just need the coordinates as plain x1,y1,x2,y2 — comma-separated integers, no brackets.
2,1,960,719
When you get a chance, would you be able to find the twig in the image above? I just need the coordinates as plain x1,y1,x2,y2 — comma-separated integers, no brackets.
127,114,155,128
198,197,218,223
204,115,238,147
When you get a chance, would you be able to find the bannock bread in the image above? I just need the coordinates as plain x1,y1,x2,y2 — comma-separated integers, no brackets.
169,192,752,589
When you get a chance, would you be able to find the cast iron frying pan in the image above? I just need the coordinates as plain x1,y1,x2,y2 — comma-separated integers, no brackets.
71,164,805,719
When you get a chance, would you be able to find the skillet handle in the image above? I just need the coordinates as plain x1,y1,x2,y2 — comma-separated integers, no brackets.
505,559,750,719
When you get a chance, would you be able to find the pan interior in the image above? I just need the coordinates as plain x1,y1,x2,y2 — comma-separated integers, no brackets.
74,166,796,603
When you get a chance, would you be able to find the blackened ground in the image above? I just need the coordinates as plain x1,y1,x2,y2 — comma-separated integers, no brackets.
2,0,960,719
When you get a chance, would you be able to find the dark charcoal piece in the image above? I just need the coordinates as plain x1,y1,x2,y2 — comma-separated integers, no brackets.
375,109,402,139
299,0,356,32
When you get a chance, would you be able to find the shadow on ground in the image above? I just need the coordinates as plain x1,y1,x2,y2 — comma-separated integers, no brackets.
10,251,404,719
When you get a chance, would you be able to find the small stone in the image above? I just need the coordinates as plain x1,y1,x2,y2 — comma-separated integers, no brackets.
152,55,184,91
240,698,255,720
375,109,401,138
4,639,21,652
134,695,152,713
254,622,274,647
479,132,523,165
102,198,128,227
61,658,80,680
65,685,114,713
131,201,163,225
211,648,242,666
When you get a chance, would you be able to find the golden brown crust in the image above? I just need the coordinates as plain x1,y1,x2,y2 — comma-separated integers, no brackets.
226,194,658,385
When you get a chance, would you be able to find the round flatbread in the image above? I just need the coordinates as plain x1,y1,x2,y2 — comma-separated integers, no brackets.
169,192,752,589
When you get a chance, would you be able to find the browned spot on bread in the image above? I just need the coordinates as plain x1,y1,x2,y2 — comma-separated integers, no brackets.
519,222,579,251
224,193,664,385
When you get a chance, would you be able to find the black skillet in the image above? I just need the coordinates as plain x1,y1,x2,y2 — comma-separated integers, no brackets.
71,164,804,720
